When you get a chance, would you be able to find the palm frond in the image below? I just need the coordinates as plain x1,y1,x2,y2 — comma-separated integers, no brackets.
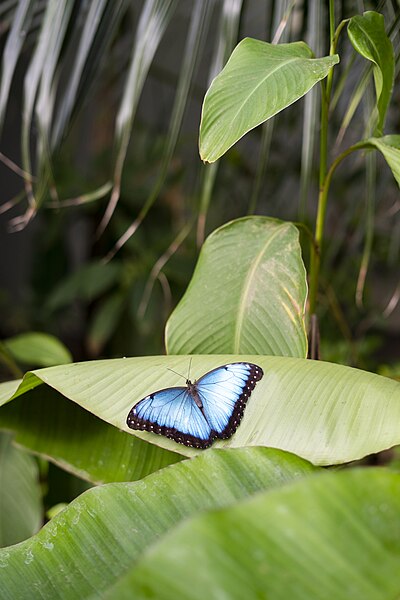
106,0,215,258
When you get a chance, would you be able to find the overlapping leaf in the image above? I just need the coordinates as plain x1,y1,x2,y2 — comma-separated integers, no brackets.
2,354,400,465
3,332,72,367
166,217,308,357
0,382,181,484
347,11,394,135
0,448,314,599
119,468,400,600
353,135,400,187
0,432,42,547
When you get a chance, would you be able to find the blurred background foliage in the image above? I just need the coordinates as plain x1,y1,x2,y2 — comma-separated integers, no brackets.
0,0,400,376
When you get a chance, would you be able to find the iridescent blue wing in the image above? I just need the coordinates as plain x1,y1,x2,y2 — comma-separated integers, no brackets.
196,362,263,439
126,386,213,448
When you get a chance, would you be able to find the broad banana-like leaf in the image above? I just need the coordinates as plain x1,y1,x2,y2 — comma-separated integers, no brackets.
0,447,314,599
2,355,400,465
0,432,42,547
0,382,181,484
118,468,400,600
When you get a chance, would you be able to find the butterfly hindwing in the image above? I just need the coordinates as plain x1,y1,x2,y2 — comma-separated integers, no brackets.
126,362,263,449
126,386,213,448
196,363,263,439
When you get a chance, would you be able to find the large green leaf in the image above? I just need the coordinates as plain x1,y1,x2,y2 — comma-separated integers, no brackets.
120,468,400,600
0,432,42,547
3,332,72,367
3,355,400,465
0,379,20,405
166,217,308,357
0,448,315,599
353,135,400,187
0,383,181,484
199,37,339,163
347,11,394,136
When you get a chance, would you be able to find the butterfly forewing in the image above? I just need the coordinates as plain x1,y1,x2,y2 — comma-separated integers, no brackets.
127,386,213,447
126,362,263,449
197,363,263,438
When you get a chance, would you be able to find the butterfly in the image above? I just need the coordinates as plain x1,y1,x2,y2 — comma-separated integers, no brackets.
126,362,263,449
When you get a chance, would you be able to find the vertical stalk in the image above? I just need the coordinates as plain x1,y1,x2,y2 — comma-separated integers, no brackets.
308,0,336,316
0,342,23,379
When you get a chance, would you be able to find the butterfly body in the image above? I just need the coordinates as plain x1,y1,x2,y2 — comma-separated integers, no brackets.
126,362,263,449
185,380,203,409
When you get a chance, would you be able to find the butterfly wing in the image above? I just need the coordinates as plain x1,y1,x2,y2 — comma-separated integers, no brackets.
196,362,263,440
126,386,213,448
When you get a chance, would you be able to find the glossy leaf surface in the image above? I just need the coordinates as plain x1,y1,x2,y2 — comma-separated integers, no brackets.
347,11,394,135
166,217,308,357
0,448,314,599
0,383,181,484
199,37,339,162
2,355,400,465
0,432,42,547
123,468,400,600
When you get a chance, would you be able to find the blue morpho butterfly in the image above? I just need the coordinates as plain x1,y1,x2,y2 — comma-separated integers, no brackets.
126,362,263,449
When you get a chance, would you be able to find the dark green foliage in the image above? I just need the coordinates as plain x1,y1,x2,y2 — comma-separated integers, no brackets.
0,2,400,596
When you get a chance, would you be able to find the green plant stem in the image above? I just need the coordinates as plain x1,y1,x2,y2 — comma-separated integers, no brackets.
309,6,350,316
0,342,23,379
309,145,359,314
318,85,329,191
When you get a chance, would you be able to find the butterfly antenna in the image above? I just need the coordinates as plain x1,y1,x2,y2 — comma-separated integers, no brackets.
188,356,193,381
167,367,186,380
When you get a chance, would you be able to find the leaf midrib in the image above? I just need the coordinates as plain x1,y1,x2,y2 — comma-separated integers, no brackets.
233,226,283,352
222,54,307,128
